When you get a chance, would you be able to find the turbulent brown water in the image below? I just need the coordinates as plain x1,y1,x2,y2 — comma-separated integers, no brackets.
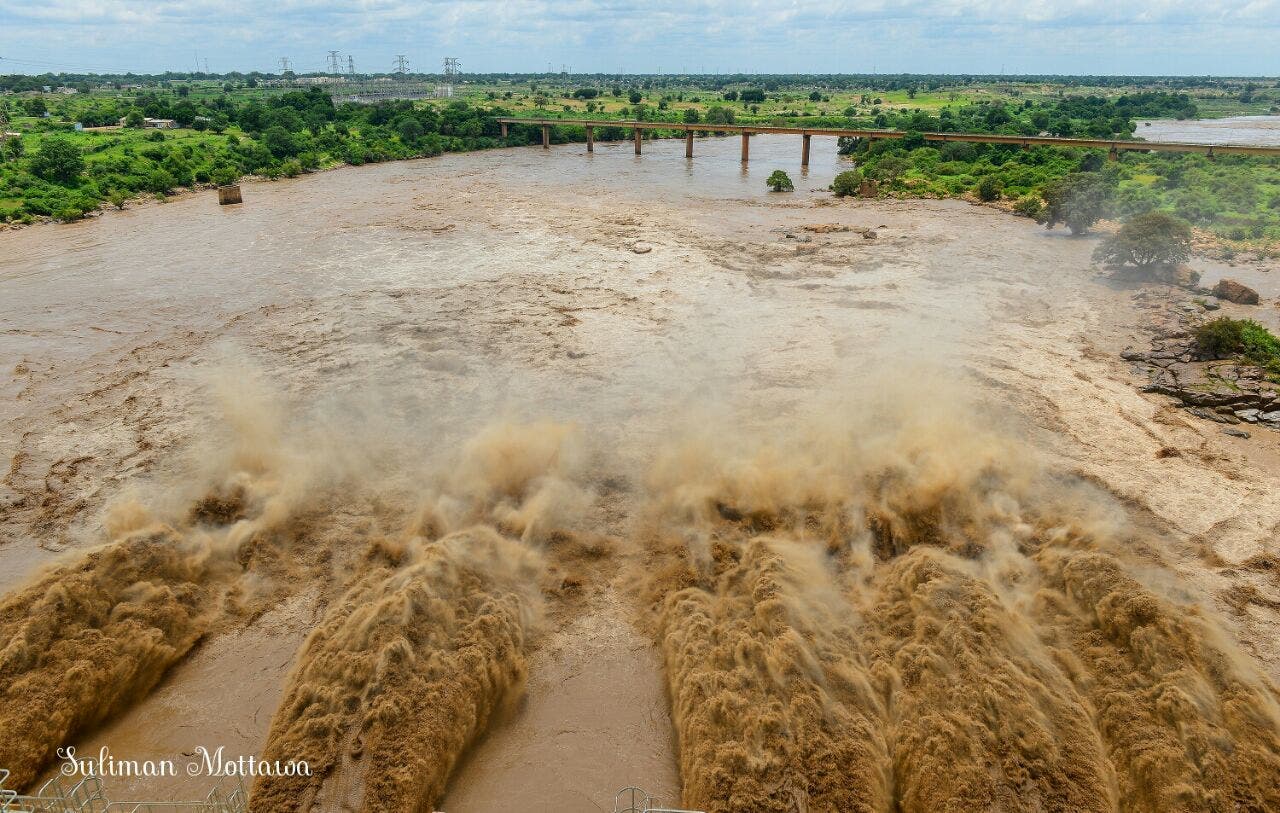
3,135,1280,811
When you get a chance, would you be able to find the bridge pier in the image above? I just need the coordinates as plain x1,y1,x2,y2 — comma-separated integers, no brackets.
634,127,642,155
801,133,811,167
586,126,594,153
741,132,750,163
685,131,694,158
542,124,550,149
500,122,508,138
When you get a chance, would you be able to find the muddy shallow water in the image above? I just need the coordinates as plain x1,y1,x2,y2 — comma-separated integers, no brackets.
3,135,1280,810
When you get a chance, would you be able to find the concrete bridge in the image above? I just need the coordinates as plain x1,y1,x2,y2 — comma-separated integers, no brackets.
495,117,1280,163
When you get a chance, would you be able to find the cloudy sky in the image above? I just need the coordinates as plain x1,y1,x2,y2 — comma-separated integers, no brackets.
1,1,1277,76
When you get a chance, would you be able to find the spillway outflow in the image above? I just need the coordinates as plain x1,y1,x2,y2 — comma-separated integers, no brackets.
637,397,1280,812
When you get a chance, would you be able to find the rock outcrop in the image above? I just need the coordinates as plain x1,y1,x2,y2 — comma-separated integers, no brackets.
1213,278,1260,305
1124,291,1279,429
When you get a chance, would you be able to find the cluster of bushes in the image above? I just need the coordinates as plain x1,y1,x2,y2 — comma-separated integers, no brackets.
1194,317,1280,377
0,89,512,222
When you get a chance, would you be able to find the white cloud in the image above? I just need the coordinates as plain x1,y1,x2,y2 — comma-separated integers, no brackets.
0,0,1277,74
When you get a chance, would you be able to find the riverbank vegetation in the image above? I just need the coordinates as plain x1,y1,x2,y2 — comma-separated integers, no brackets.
0,87,506,223
2,73,1278,257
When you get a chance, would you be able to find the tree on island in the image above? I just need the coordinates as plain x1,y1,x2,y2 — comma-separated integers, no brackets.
1038,172,1110,235
1093,211,1193,268
767,170,794,192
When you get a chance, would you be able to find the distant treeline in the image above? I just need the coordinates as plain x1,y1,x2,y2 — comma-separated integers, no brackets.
866,92,1199,136
3,71,1278,95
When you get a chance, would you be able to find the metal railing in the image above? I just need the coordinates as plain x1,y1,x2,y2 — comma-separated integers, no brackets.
0,771,244,813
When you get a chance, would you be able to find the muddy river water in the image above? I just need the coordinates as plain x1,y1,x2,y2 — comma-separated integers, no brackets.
3,135,1280,811
1139,115,1280,146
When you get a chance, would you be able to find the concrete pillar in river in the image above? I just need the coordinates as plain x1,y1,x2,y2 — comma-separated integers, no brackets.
741,132,750,163
586,126,594,152
685,131,694,158
500,122,508,138
801,133,811,167
542,125,550,149
634,127,642,155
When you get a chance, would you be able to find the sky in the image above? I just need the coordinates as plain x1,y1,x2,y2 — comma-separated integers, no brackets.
1,1,1278,77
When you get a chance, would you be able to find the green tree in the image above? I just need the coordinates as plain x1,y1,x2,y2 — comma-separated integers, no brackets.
1012,194,1043,219
704,106,735,126
766,170,794,192
831,169,863,197
976,175,1002,202
628,90,642,104
682,108,701,124
262,125,298,158
867,156,909,182
29,136,85,183
395,116,424,144
1092,211,1193,268
124,110,145,128
3,136,24,161
211,165,240,186
1039,172,1110,235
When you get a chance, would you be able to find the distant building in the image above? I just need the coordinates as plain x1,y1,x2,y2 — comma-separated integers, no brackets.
263,76,346,87
117,117,178,129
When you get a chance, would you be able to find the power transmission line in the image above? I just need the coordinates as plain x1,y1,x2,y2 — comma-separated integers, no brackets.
393,55,409,76
347,55,355,76
440,57,460,97
278,56,291,74
326,50,341,74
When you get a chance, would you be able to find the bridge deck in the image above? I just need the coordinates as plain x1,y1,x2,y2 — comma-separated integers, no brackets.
495,117,1280,157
